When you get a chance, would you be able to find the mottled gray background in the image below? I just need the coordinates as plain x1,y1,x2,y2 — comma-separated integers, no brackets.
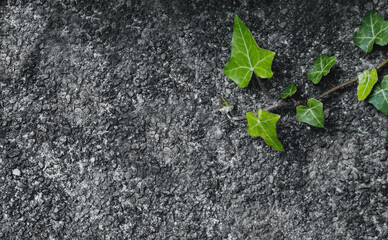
1,0,387,239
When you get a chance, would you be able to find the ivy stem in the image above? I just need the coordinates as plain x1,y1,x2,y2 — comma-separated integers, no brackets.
314,76,358,100
229,58,388,121
377,58,388,70
264,100,305,112
315,57,388,100
254,73,273,101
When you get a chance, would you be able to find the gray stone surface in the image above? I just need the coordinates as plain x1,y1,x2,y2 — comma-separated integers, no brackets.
0,0,387,239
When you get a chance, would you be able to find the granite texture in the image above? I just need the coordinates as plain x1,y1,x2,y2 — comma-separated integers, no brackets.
0,0,387,239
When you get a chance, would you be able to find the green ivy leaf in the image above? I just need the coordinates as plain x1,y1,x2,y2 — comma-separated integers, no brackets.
246,109,283,151
367,75,388,115
357,69,378,101
307,54,336,84
281,83,297,99
296,98,324,128
224,15,275,88
354,11,388,53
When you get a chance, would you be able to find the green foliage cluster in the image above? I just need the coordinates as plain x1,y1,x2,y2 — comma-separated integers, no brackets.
222,11,388,151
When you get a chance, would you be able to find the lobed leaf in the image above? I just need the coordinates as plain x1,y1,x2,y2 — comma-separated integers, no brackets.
246,109,283,151
296,98,324,128
367,75,388,115
224,16,275,88
307,54,336,84
281,82,297,99
354,11,388,53
357,69,378,101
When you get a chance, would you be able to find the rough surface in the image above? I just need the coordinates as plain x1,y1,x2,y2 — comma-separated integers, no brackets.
0,0,387,239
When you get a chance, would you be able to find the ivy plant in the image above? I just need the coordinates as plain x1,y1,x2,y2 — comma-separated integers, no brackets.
307,54,336,84
367,75,388,115
246,110,283,151
357,69,378,101
280,83,297,99
221,11,388,151
296,99,324,128
353,10,388,53
224,16,275,88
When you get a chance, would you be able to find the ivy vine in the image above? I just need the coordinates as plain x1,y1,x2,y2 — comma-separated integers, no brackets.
221,11,388,151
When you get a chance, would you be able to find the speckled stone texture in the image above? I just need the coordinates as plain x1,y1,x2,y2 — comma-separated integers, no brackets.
0,0,387,239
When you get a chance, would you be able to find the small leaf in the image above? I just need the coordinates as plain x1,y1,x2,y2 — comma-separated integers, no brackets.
307,54,336,84
221,97,229,106
296,98,324,128
281,82,297,99
354,11,388,53
246,109,283,151
367,75,388,115
224,15,275,88
386,132,388,141
218,97,234,113
357,69,378,101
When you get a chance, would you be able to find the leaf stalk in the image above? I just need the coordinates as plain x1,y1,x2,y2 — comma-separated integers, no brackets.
254,73,273,101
